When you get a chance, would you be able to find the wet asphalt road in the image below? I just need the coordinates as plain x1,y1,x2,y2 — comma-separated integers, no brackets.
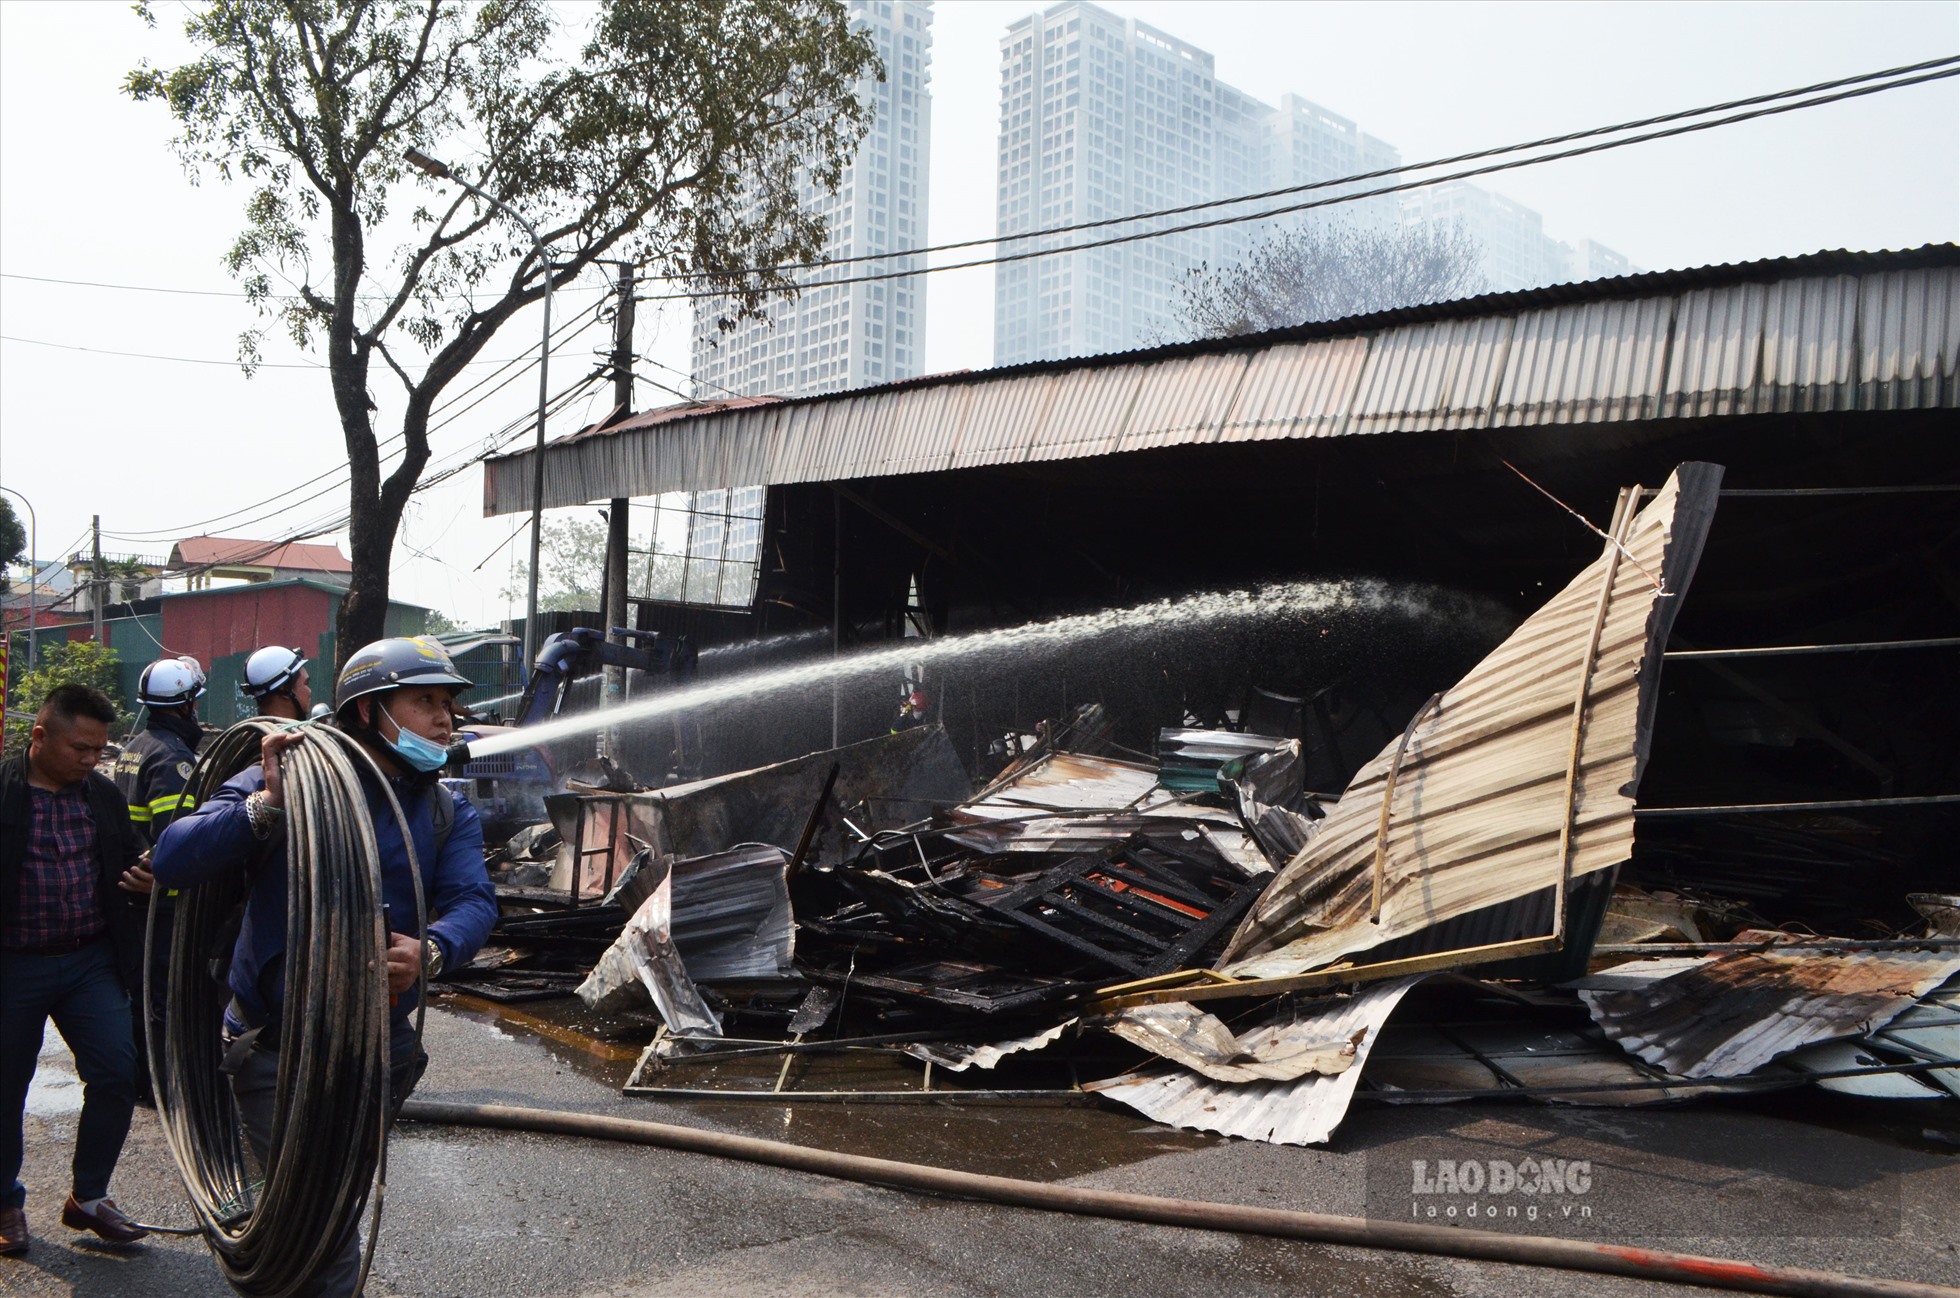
7,1000,1959,1298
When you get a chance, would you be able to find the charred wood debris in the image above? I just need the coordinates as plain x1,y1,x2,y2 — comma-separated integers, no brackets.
442,707,1958,1145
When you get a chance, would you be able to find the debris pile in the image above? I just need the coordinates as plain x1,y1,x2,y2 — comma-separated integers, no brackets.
438,464,1957,1143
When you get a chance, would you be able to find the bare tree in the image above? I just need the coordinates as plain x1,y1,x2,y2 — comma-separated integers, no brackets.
1166,220,1486,341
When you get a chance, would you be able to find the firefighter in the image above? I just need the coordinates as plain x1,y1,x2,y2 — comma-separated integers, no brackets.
115,657,207,845
241,645,311,721
113,655,206,1106
153,637,496,1297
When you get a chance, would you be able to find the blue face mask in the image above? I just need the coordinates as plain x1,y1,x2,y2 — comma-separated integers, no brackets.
380,705,450,773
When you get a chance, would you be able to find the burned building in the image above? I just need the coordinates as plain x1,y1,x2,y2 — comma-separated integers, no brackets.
484,244,1958,936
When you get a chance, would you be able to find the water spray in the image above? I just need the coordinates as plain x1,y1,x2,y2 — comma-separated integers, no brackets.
461,578,1507,760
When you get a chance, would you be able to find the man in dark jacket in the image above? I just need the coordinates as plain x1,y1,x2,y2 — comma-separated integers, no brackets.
0,684,152,1255
154,637,497,1297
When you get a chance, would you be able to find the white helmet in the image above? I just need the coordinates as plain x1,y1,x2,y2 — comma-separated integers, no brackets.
243,645,307,699
139,655,206,709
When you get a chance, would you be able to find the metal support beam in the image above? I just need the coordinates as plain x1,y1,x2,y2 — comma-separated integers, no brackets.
1666,636,1960,660
1635,793,1960,817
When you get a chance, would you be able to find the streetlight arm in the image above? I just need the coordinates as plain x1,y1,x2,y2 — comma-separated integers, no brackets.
403,148,545,262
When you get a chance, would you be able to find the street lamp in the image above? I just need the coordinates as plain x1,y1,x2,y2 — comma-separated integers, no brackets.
0,485,39,672
404,147,556,668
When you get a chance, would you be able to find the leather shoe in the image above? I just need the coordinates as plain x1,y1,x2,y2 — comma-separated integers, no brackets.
0,1204,27,1255
60,1195,148,1244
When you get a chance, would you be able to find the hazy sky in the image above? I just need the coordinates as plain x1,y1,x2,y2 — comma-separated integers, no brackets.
2,1,1954,633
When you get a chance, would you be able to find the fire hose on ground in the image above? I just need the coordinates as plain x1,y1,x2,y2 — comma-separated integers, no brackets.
147,719,428,1298
397,1098,1953,1298
140,729,1950,1298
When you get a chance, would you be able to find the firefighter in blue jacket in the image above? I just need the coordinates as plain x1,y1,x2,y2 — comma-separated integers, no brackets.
152,637,497,1298
114,655,207,1105
114,656,206,846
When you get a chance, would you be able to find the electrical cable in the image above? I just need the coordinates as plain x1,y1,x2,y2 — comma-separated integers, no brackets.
630,53,1959,283
100,298,609,544
0,335,326,369
150,718,430,1298
0,269,609,301
636,63,1960,303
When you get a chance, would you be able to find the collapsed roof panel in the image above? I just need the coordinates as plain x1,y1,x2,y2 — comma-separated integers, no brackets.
959,750,1162,819
1577,948,1960,1079
1085,977,1424,1146
1221,462,1723,979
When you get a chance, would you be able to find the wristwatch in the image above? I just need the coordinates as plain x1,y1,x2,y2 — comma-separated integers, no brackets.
422,936,445,980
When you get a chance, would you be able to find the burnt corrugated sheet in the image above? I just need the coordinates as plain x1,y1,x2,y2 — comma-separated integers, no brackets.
1218,463,1721,979
958,750,1162,819
1578,948,1960,1079
487,248,1959,512
1085,976,1423,1145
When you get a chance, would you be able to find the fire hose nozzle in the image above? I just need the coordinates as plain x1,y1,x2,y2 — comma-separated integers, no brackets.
443,741,473,770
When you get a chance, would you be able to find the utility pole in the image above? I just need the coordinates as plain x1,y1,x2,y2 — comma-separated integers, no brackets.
601,262,634,759
90,515,104,643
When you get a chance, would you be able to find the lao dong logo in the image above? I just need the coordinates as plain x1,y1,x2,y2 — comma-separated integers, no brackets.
1407,1158,1594,1222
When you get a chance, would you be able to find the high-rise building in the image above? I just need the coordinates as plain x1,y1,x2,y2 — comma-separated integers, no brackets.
993,4,1405,365
1399,181,1639,292
690,1,933,398
1564,237,1640,282
994,4,1225,364
992,2,1634,362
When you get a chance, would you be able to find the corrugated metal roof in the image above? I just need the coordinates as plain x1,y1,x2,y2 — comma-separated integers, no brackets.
1084,976,1422,1146
486,246,1960,512
1219,462,1722,979
1099,1002,1361,1082
1578,948,1960,1079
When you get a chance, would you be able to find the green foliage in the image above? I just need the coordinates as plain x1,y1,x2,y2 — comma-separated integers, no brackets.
500,518,605,612
104,558,151,603
3,640,130,757
125,0,879,649
0,498,24,586
419,608,467,635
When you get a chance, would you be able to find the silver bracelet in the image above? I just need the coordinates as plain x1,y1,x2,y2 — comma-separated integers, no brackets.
246,789,284,839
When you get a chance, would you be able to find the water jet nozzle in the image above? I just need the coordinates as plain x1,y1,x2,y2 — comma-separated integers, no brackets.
443,741,473,770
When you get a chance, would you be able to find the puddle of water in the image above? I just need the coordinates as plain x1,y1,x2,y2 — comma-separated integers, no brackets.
437,991,1214,1182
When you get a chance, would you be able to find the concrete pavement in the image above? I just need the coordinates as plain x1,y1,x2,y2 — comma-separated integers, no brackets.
5,1001,1957,1297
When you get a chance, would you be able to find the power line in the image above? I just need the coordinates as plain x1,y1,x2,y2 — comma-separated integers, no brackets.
633,63,1959,304
640,354,746,401
0,334,326,369
0,269,608,300
647,53,1960,284
0,328,588,373
151,364,616,581
98,299,610,542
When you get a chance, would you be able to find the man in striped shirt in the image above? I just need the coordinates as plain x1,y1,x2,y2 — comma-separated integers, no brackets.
1,684,151,1255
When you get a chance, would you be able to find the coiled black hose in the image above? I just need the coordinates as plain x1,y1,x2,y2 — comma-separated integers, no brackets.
146,719,428,1298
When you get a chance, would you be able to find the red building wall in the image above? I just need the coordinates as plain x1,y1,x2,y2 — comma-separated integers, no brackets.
159,582,338,668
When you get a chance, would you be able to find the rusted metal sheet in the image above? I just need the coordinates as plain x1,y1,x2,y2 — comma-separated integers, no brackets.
957,750,1161,820
1578,947,1960,1079
486,249,1959,511
1219,462,1722,979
